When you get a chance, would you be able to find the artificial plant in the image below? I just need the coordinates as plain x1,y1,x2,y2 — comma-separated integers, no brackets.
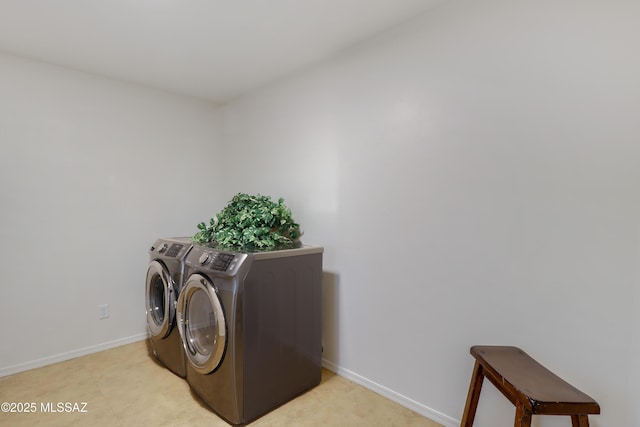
193,193,301,250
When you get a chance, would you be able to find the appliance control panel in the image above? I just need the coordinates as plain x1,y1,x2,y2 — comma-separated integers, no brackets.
198,251,235,271
150,239,190,258
166,244,184,258
187,246,244,275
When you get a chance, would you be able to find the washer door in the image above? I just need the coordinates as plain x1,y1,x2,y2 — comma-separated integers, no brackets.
145,260,176,339
177,274,227,374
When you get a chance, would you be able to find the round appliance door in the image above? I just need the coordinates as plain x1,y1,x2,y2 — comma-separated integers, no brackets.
177,274,227,374
145,260,176,339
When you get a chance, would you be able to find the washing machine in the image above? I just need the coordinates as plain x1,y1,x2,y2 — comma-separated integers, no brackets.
145,237,194,377
177,244,323,425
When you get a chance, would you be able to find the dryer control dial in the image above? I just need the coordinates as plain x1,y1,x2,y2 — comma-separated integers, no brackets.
199,252,210,265
157,243,168,253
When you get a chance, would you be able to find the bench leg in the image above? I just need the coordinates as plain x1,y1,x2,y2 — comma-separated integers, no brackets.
571,415,590,427
514,401,532,427
460,361,484,427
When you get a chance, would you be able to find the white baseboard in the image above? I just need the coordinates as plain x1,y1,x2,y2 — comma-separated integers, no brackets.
322,358,459,427
0,333,149,378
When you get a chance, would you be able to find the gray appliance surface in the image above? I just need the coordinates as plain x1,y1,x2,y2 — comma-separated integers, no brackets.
178,244,323,425
146,237,194,377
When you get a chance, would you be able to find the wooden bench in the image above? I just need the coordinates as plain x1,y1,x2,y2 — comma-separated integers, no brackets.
461,346,600,427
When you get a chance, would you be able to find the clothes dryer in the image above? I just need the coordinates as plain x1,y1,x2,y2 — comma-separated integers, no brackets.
177,244,323,425
146,237,193,377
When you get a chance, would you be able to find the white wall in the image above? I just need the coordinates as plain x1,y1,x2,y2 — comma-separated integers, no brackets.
221,1,640,426
0,53,224,374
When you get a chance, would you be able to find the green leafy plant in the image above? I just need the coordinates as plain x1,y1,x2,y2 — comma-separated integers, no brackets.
193,193,301,250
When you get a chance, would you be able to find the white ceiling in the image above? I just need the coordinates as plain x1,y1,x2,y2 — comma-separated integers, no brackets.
0,0,443,104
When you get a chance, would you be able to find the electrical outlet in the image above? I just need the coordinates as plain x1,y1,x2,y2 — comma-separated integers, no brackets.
98,304,110,319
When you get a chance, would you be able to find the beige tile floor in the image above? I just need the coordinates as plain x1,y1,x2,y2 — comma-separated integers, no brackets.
0,340,443,427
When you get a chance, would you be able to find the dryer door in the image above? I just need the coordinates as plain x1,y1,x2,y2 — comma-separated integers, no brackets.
177,274,227,374
145,260,176,339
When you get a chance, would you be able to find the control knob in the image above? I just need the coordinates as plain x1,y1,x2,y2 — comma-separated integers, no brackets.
199,252,210,265
158,243,168,253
